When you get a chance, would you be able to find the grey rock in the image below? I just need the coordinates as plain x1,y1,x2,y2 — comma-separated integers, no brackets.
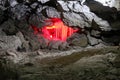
93,13,111,31
0,35,22,50
48,40,68,50
48,40,63,50
11,4,30,20
57,0,86,12
91,30,101,38
16,31,29,51
38,0,50,4
15,19,29,30
62,12,90,28
59,41,69,50
37,5,44,13
67,33,88,47
29,14,46,27
87,13,111,31
37,35,49,49
57,0,111,31
8,0,18,7
21,0,38,3
30,2,38,9
0,0,9,8
45,7,60,18
87,33,99,46
85,0,118,21
25,32,41,51
66,1,86,13
57,1,70,11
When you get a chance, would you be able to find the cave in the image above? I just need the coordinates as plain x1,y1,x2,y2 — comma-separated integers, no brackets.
0,0,120,80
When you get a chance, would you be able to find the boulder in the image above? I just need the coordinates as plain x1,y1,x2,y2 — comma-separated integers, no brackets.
8,0,18,7
30,2,38,9
48,40,63,50
29,14,47,28
10,4,30,20
67,33,88,47
87,33,99,46
16,32,29,51
24,32,41,51
91,30,101,38
85,0,118,21
45,7,60,18
0,35,22,50
62,12,90,28
93,14,111,31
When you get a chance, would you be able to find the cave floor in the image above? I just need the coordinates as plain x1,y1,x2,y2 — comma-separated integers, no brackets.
0,46,120,80
19,46,120,80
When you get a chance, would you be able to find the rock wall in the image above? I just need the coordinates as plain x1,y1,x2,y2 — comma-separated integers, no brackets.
0,0,120,51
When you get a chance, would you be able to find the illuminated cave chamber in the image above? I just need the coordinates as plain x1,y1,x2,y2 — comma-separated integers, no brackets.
32,18,79,42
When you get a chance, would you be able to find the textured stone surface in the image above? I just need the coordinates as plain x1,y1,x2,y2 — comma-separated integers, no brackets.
0,0,119,49
0,35,22,50
29,14,46,27
91,30,101,38
87,33,99,46
45,7,60,18
62,12,89,28
10,4,30,20
16,31,29,51
38,0,50,4
67,33,88,47
1,19,17,35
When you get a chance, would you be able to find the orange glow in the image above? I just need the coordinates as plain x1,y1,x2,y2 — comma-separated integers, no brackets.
32,18,78,41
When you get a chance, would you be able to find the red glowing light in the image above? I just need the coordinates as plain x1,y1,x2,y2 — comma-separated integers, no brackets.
32,18,78,41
